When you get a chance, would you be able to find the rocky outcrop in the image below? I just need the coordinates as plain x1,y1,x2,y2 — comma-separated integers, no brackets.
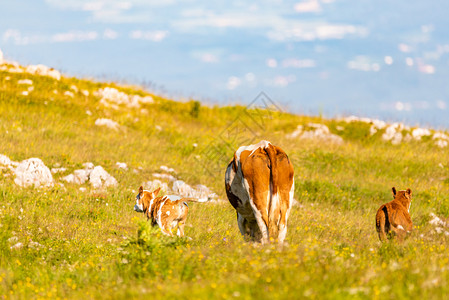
62,163,117,189
95,118,121,131
13,158,54,188
287,123,343,144
94,87,154,109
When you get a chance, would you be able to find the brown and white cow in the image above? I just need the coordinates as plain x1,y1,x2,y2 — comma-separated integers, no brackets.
375,187,413,241
134,186,197,237
225,140,295,244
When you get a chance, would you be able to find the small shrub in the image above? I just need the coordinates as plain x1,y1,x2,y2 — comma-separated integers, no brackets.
190,100,201,118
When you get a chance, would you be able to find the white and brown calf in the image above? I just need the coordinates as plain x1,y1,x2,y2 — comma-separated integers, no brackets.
134,186,193,237
225,140,295,244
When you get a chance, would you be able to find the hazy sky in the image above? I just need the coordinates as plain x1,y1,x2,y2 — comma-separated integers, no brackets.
1,0,449,127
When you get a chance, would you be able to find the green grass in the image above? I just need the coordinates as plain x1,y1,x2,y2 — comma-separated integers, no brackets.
1,65,449,299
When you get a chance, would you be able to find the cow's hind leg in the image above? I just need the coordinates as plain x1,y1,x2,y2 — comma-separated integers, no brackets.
277,187,293,244
249,191,270,244
159,224,174,236
253,214,269,244
237,213,252,239
245,203,268,244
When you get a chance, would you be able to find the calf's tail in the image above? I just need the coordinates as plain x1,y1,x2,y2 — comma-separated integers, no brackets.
376,206,389,242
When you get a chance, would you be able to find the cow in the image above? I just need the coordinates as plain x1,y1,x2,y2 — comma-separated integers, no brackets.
133,186,198,237
225,140,295,244
375,187,413,242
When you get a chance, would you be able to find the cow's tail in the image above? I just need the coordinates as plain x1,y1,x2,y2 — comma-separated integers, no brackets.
265,143,280,241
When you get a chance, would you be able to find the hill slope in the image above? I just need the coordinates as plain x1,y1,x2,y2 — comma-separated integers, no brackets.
1,62,449,299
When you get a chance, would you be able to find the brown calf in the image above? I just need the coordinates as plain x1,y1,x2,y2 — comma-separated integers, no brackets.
376,187,413,241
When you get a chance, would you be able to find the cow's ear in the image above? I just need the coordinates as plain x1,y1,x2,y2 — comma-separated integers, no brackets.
392,187,397,197
139,186,144,195
153,187,161,197
406,188,412,197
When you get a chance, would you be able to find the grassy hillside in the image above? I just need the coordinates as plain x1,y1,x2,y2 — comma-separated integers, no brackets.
1,63,449,299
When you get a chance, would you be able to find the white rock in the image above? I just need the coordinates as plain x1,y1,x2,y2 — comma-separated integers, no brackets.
436,140,448,148
192,184,214,202
95,87,153,109
371,119,387,130
7,236,18,243
172,180,193,197
160,165,176,173
0,154,13,167
170,181,217,202
287,123,343,144
3,62,23,73
13,158,54,188
96,87,129,106
429,213,447,227
116,162,128,170
28,241,44,250
73,169,89,184
433,132,449,140
51,167,67,174
139,96,154,104
10,242,23,250
433,132,449,148
391,132,403,145
64,91,74,98
62,174,75,183
341,115,360,123
143,180,169,193
341,116,387,135
152,173,177,182
26,64,61,80
286,125,303,139
89,166,117,189
62,163,104,186
95,118,120,131
435,227,444,234
369,125,378,135
83,162,95,170
382,123,409,144
17,79,33,85
412,128,431,140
